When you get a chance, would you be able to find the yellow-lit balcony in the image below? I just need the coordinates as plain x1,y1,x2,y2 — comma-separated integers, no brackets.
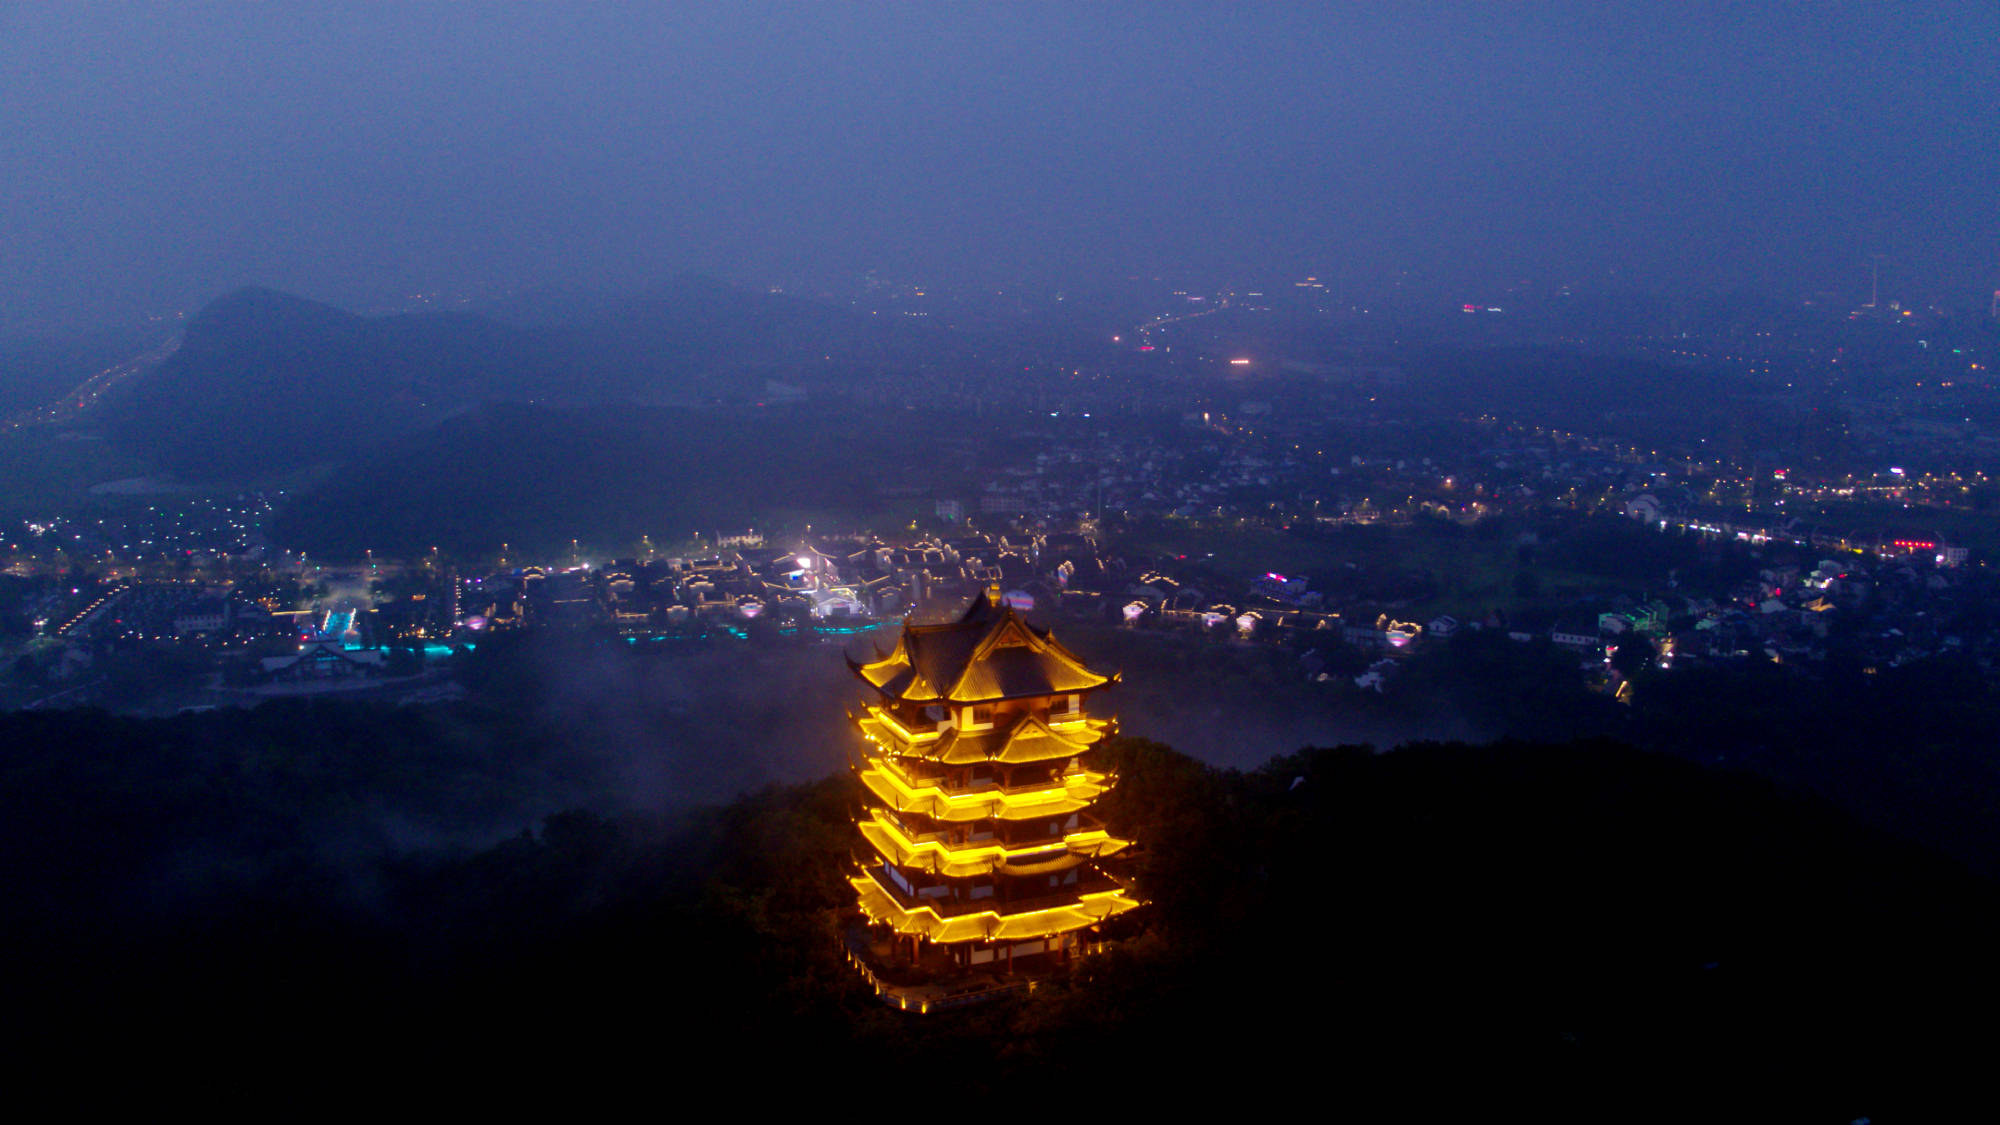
855,758,1108,822
850,870,1141,944
856,809,1130,878
857,706,1111,765
856,706,941,752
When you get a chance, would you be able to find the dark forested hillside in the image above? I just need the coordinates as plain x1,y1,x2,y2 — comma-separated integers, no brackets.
7,701,1991,1106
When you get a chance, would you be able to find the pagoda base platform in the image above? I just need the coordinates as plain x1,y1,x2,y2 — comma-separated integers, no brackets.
843,919,1077,1014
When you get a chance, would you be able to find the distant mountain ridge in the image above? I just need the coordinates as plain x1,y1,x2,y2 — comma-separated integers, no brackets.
100,280,954,480
267,399,971,558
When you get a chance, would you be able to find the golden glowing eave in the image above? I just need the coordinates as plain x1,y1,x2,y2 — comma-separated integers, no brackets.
941,623,1111,702
937,714,1108,765
857,708,939,749
858,809,1130,877
850,874,1142,944
856,760,1106,822
852,593,1113,705
847,590,1144,966
861,705,1109,766
852,637,943,703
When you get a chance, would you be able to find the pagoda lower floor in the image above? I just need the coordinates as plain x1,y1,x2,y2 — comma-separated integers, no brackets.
850,859,1140,945
842,917,1106,1013
844,858,1140,1010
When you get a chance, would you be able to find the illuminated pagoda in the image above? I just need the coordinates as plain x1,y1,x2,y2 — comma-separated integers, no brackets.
847,586,1140,979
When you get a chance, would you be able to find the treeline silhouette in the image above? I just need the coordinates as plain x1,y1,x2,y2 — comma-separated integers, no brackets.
5,697,1991,1106
1383,628,2000,883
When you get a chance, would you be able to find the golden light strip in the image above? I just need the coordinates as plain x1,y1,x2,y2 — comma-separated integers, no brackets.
864,706,938,744
858,809,1124,874
851,875,1141,943
856,761,1104,821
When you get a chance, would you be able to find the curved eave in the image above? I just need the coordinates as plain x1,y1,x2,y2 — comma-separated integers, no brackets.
860,711,1108,765
858,811,1131,878
856,709,939,754
994,852,1087,877
996,716,1109,765
856,764,1105,822
935,729,1104,765
859,596,1116,706
849,644,943,703
851,874,1142,944
941,658,1110,705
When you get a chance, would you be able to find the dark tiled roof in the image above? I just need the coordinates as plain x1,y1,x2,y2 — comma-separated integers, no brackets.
851,589,1110,703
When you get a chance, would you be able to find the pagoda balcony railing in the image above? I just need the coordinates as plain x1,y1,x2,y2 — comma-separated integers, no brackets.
887,808,1107,840
882,821,971,848
864,709,942,740
882,769,1089,798
974,772,1063,794
872,708,1099,739
856,751,1091,797
875,809,1104,851
861,864,1125,920
854,760,1107,822
894,826,1074,851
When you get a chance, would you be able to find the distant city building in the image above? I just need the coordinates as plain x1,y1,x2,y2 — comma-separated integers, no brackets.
259,640,383,681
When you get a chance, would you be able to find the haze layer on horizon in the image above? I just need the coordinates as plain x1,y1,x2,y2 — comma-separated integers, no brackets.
4,1,1996,329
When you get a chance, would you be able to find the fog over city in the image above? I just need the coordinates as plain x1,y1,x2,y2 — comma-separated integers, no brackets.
7,3,2000,1105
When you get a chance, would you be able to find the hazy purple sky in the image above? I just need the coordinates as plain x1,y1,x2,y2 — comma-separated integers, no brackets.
3,2,1995,328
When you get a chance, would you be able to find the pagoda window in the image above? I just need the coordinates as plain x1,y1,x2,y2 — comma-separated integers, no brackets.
963,704,995,730
969,883,995,900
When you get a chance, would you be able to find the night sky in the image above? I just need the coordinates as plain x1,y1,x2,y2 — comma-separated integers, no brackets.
4,2,1995,328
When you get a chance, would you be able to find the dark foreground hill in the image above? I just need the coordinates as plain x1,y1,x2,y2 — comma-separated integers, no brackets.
5,698,1990,1107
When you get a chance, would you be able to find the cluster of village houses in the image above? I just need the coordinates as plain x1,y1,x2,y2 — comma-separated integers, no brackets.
16,502,1994,701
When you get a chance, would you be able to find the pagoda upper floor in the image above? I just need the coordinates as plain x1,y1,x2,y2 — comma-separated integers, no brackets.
848,588,1114,708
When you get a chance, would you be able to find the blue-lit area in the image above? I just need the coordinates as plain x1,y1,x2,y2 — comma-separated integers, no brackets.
340,642,465,659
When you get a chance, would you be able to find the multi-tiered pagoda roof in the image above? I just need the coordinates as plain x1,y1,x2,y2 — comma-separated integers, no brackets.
848,592,1110,703
845,588,1140,981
